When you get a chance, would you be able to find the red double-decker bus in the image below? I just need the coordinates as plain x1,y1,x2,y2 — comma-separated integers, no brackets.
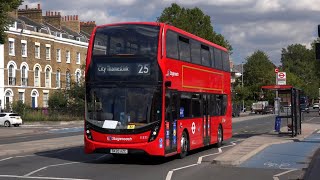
84,22,232,158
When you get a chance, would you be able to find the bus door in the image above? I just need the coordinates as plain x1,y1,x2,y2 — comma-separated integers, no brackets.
165,90,178,154
203,94,211,146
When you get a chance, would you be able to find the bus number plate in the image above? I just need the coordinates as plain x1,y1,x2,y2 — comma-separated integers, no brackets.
110,149,128,154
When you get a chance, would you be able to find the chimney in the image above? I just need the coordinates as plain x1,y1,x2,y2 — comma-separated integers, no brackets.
61,14,81,33
43,10,62,29
18,4,43,24
80,21,96,35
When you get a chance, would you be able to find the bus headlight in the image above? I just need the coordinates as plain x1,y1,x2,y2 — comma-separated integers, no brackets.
148,123,160,142
85,123,93,140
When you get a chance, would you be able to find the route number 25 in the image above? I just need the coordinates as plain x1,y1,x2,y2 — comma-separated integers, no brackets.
138,64,149,74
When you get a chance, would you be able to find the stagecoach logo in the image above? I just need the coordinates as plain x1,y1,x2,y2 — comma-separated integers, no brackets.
107,136,133,141
98,65,129,73
166,69,179,77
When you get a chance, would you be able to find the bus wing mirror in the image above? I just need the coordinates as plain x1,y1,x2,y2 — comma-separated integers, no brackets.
165,81,172,87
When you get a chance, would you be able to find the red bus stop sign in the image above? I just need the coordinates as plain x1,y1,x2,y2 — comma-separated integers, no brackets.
274,68,279,73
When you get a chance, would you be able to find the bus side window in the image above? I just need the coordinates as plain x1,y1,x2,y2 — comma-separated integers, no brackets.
191,94,201,118
180,93,191,118
211,94,217,116
178,36,191,62
210,47,215,68
222,52,230,72
222,95,228,115
166,30,179,59
216,95,223,115
214,48,223,70
191,40,201,65
201,45,210,67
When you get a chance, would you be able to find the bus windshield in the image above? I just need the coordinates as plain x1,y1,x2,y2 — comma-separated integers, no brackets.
86,86,162,130
92,24,160,56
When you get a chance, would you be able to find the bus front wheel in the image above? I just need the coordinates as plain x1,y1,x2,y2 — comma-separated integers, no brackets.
179,131,189,159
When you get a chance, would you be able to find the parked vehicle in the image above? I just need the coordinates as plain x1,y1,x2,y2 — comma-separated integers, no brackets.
313,103,319,109
251,101,269,114
300,104,309,113
0,113,23,127
262,105,274,114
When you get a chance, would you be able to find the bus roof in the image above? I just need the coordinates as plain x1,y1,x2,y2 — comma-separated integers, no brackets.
95,22,228,52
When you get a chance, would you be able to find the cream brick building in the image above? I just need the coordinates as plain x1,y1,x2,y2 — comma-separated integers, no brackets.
0,4,96,110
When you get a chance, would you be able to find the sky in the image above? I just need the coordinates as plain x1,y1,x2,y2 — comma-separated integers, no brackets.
20,0,320,66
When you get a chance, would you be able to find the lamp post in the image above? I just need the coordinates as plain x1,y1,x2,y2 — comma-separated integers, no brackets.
241,62,244,112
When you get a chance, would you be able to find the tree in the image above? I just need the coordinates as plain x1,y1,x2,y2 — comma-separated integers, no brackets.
243,50,275,100
157,3,232,52
0,0,23,44
281,44,320,99
48,90,68,109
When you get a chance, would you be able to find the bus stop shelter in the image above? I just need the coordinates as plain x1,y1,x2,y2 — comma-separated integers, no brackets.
261,85,302,137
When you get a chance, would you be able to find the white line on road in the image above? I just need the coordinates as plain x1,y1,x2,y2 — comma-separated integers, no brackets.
0,175,91,180
24,162,80,177
24,154,107,177
197,148,222,164
273,169,298,180
165,141,238,180
0,157,12,162
306,117,316,122
165,164,198,180
15,155,35,158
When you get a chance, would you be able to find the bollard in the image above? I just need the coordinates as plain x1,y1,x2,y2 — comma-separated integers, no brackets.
275,116,281,132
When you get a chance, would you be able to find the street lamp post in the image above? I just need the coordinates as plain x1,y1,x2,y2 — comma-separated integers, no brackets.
241,63,244,112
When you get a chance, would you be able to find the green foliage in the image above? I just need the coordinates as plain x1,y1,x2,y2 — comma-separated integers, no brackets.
243,50,275,100
157,3,232,52
281,44,320,99
233,85,250,103
48,90,68,109
12,100,29,116
0,0,23,44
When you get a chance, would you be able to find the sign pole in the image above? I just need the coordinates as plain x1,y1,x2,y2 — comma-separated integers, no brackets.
275,69,279,115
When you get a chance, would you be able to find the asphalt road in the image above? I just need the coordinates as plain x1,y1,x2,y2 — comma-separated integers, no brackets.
0,125,83,145
0,113,318,180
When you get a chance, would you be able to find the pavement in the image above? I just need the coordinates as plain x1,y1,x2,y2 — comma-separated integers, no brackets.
213,123,320,166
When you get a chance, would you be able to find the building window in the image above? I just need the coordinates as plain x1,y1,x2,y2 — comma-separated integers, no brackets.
76,71,81,85
19,92,24,103
35,43,40,59
45,68,51,88
76,52,80,64
46,44,51,60
56,70,60,88
9,39,15,56
21,41,27,57
21,66,28,86
66,50,70,63
43,93,49,108
66,71,71,89
56,49,61,62
34,67,40,87
8,64,16,85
